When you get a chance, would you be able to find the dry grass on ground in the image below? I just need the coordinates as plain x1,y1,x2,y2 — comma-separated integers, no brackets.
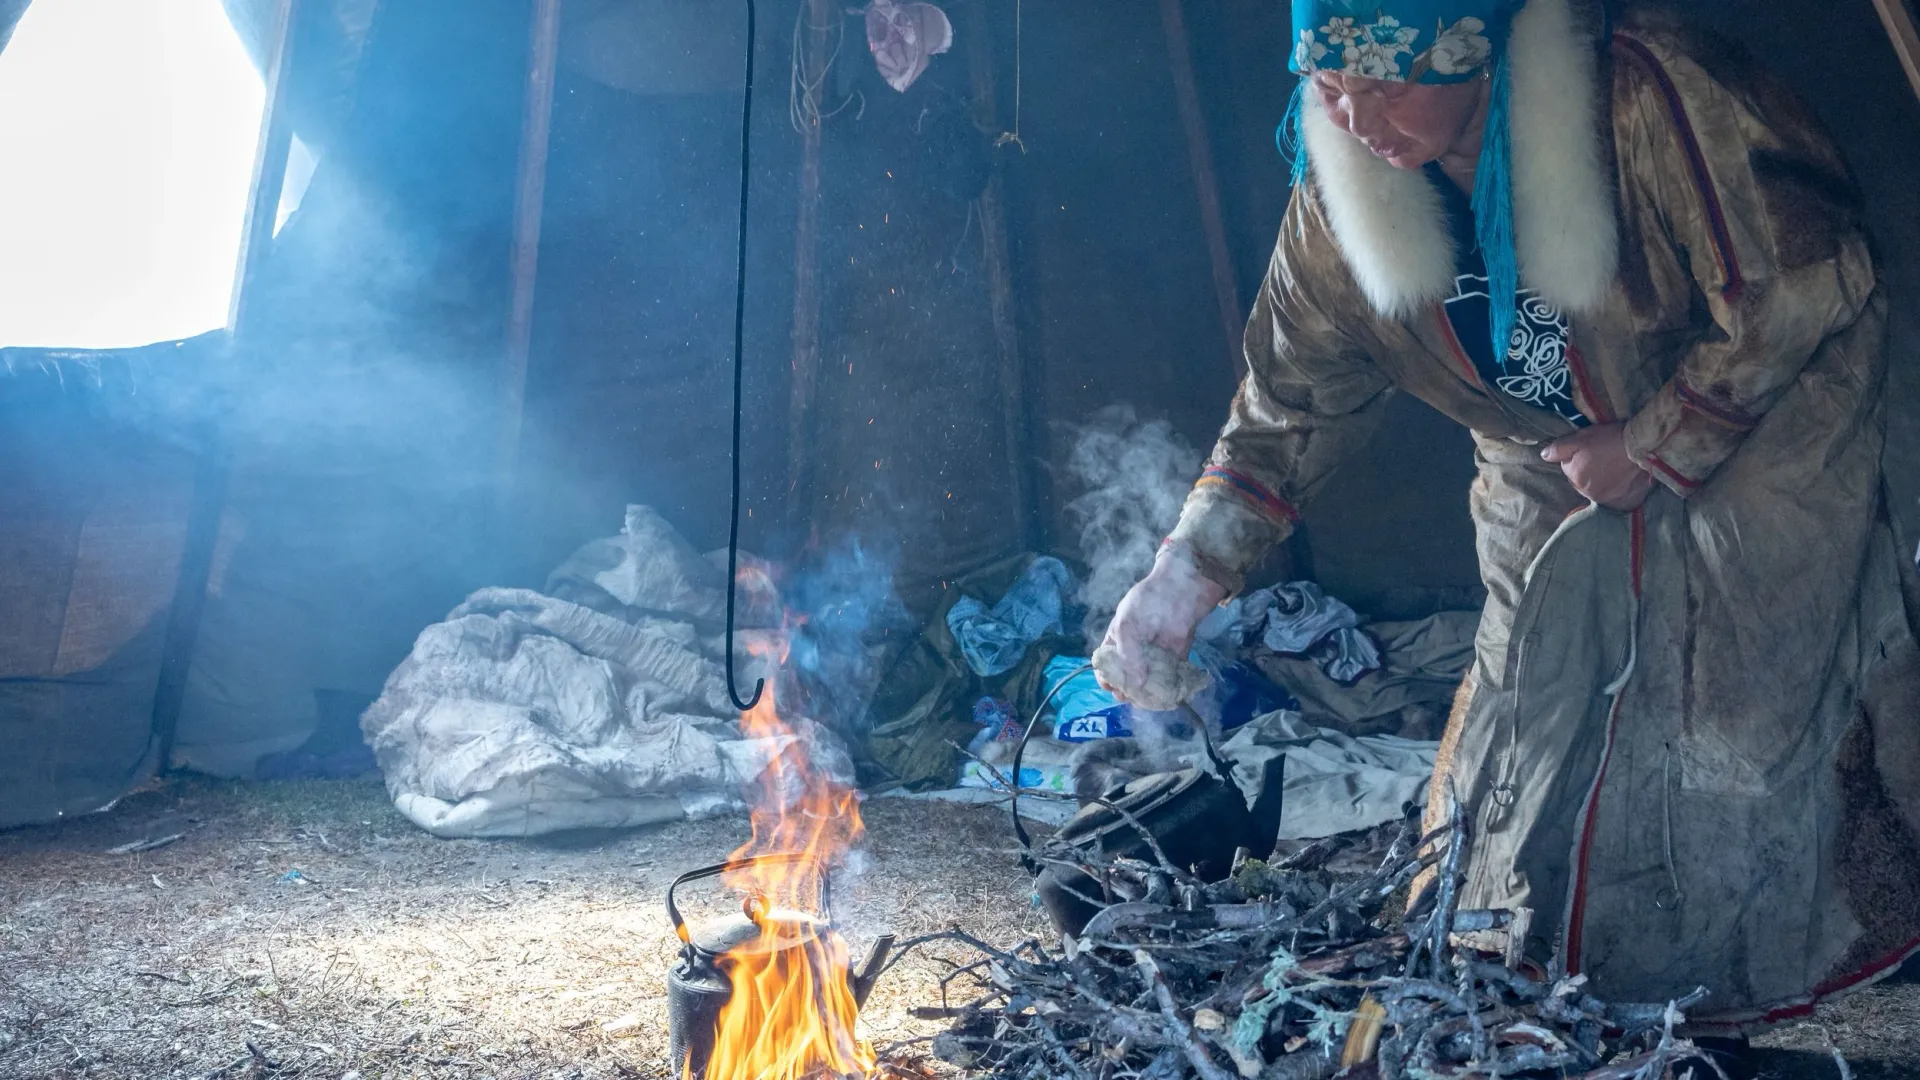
1,777,1916,1080
0,777,1047,1080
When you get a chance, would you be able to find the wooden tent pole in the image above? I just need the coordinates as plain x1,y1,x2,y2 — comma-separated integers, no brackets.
1159,0,1244,378
965,0,1042,552
496,0,564,511
226,0,302,339
153,0,303,766
1870,0,1920,106
787,0,835,534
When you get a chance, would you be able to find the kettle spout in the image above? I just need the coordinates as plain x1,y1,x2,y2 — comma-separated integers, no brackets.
1246,752,1288,857
849,933,896,1009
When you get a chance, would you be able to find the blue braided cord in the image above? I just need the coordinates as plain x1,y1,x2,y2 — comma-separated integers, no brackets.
1277,79,1311,191
1470,49,1516,373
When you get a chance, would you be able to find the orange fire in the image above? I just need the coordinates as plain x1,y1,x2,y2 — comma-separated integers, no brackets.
692,644,877,1080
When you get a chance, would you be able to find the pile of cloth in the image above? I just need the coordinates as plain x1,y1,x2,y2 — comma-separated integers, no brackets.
360,509,1476,844
359,505,852,838
871,555,1478,840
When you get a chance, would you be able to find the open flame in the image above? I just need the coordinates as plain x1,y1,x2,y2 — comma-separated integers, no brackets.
691,640,877,1080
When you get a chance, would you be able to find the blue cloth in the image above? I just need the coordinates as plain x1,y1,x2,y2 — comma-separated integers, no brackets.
1040,656,1140,742
1041,654,1285,742
1288,0,1516,83
1211,663,1299,730
946,557,1072,677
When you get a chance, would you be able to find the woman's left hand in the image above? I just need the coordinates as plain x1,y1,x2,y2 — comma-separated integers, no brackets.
1541,423,1655,511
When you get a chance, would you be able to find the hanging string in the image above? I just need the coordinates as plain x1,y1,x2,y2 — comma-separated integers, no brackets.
725,0,765,713
790,0,861,134
994,0,1027,152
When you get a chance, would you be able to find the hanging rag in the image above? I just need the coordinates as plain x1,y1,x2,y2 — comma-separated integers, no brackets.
865,0,953,93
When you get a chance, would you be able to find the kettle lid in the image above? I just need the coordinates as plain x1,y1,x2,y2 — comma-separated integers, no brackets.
688,906,827,958
1058,767,1208,844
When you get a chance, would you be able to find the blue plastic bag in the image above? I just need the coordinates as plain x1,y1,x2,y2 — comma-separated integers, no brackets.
946,557,1073,676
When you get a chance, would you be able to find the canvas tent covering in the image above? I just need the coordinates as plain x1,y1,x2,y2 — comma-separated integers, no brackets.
3,0,1919,832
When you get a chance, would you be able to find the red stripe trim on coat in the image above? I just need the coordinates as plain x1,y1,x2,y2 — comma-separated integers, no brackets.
1643,453,1702,491
1629,507,1645,597
1565,345,1614,425
1690,935,1920,1031
1611,35,1745,299
1564,691,1627,973
1433,303,1489,390
1563,508,1645,974
1673,376,1759,431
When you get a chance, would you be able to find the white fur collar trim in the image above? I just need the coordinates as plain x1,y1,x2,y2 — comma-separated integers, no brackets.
1303,0,1617,317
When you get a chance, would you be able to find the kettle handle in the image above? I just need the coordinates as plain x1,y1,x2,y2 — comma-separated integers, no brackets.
666,852,829,942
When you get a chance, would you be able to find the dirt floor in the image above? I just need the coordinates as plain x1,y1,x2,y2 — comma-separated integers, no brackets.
1,776,1917,1080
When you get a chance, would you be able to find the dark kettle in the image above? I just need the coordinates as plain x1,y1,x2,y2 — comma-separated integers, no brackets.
1033,751,1287,938
664,853,893,1079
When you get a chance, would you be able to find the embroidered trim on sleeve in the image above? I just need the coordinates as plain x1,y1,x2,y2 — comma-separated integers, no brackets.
1194,466,1301,526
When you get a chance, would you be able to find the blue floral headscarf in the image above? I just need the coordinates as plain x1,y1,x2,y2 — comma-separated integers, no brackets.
1283,0,1527,356
1289,1,1511,83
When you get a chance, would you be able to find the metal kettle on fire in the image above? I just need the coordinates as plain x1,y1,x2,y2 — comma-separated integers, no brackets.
665,853,893,1079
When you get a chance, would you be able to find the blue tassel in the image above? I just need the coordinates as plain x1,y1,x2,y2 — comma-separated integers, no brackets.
1471,51,1517,371
1277,79,1311,191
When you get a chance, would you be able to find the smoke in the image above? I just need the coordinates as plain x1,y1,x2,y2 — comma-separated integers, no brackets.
780,538,911,744
1064,404,1204,643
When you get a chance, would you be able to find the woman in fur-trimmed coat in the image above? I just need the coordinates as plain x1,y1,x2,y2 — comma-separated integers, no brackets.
1096,0,1920,1031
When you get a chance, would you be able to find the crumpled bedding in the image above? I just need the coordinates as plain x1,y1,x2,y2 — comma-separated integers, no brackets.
1220,581,1382,683
1222,710,1437,840
360,505,851,838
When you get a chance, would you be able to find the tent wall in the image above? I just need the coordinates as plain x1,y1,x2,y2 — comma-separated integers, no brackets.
167,0,535,774
3,0,1916,810
794,29,1021,608
999,0,1245,549
0,346,204,826
218,0,378,153
511,16,798,585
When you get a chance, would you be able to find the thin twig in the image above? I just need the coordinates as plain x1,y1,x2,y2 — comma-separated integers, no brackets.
107,834,184,855
1133,950,1235,1080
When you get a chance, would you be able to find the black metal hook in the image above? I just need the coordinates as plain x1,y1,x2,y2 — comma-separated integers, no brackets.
724,0,764,713
1009,661,1094,868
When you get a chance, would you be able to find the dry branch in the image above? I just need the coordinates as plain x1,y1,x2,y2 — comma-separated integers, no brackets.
896,810,1716,1080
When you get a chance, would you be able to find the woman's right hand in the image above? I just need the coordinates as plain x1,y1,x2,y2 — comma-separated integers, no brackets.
1094,545,1229,708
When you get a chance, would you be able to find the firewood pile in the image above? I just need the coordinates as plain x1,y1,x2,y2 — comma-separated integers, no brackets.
883,801,1716,1080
